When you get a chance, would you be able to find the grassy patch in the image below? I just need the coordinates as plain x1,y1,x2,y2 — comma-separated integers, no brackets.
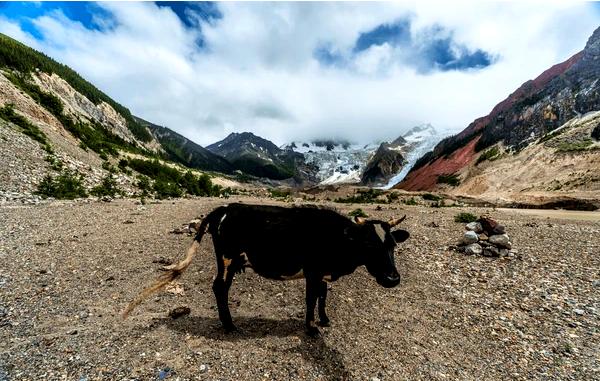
540,127,568,143
35,170,87,199
437,173,461,186
454,212,478,223
0,103,52,152
556,139,594,152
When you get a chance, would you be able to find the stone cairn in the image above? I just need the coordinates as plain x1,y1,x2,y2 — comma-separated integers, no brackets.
455,216,515,258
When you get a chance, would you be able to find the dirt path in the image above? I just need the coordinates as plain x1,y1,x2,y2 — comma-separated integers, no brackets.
497,208,600,221
1,198,599,380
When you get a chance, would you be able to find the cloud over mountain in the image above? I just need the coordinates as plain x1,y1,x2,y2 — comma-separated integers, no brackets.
1,2,598,145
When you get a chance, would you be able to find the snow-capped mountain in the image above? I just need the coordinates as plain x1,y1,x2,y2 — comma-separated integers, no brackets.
382,124,448,189
283,124,446,186
282,140,379,184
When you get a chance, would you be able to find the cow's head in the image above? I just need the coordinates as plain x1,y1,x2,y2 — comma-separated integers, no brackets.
345,216,409,288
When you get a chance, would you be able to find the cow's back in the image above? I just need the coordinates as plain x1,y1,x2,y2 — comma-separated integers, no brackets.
212,203,354,279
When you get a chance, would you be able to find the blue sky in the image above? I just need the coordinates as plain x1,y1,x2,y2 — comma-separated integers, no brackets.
0,2,599,145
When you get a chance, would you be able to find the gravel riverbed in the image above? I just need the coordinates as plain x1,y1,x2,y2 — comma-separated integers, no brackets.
1,197,599,380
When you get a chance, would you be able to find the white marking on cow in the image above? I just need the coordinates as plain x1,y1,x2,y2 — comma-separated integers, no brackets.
374,224,386,242
241,253,253,268
281,269,304,280
218,213,227,234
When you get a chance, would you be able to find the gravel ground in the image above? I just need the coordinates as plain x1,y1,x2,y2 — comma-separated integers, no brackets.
1,197,599,380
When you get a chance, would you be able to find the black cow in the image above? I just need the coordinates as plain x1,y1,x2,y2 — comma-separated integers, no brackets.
123,203,410,335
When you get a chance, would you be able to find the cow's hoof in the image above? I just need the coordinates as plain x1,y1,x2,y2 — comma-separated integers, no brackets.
317,319,330,327
305,326,321,337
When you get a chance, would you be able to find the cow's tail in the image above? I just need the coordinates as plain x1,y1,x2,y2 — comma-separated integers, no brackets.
121,206,227,319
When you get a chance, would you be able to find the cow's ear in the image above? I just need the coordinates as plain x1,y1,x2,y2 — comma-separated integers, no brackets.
391,229,410,243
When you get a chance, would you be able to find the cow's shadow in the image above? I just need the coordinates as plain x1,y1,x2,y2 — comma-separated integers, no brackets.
154,315,350,381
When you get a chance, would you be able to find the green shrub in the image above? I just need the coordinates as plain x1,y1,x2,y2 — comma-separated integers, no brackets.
454,212,478,223
386,192,399,203
476,146,500,164
402,197,418,206
335,189,384,204
35,170,87,199
422,193,442,201
45,155,63,171
437,173,461,186
348,208,368,218
0,103,52,152
153,178,183,199
90,174,121,198
270,188,291,198
431,200,448,208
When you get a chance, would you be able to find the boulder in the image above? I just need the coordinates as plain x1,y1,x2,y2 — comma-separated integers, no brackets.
462,231,479,245
489,234,512,249
478,217,506,235
465,243,483,255
465,221,483,233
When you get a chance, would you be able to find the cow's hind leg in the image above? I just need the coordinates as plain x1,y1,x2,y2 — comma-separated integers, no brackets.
305,279,320,336
317,281,330,327
212,255,240,332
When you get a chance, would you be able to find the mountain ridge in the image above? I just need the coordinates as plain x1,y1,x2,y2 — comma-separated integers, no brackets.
397,25,600,197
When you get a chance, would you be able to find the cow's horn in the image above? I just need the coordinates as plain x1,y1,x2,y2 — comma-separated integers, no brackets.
354,216,367,225
388,215,406,227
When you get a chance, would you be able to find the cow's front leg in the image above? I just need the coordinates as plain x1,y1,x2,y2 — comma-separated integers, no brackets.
317,280,330,327
305,279,320,336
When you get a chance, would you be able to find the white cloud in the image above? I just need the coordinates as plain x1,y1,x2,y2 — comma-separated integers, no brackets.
1,2,599,146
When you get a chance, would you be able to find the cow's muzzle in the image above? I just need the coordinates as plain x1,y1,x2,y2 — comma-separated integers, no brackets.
376,272,400,288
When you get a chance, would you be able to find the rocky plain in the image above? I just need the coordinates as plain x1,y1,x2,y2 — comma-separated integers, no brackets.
0,196,599,381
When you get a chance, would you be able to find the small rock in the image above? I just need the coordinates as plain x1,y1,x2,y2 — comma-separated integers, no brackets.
499,249,510,257
199,364,208,373
483,246,500,257
153,257,172,266
465,222,483,233
464,243,482,255
462,231,479,245
573,309,585,316
169,306,191,319
425,221,440,228
489,234,512,249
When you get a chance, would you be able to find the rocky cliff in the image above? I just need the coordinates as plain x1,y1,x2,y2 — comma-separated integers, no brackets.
0,33,238,200
397,26,600,202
